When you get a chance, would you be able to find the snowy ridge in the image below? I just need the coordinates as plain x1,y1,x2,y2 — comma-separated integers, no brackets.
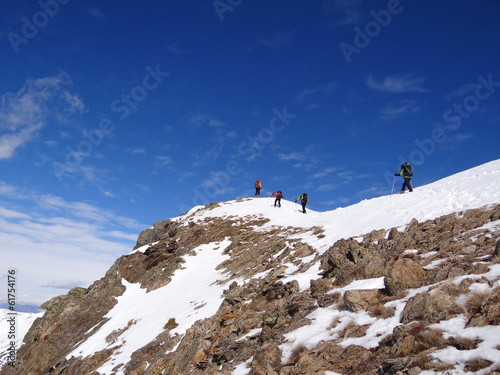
182,159,500,258
5,159,500,374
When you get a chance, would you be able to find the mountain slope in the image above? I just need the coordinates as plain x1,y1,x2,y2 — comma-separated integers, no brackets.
2,159,500,375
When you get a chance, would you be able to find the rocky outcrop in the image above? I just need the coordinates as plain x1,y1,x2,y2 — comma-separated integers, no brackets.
2,203,500,375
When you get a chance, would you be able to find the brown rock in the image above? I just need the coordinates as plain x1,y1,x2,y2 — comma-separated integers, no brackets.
494,239,500,257
401,290,464,324
390,258,427,289
343,289,383,312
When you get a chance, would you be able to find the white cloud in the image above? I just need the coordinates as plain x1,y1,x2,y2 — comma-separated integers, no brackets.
444,83,480,101
130,148,146,155
88,7,106,20
297,82,339,101
317,183,340,192
0,185,147,305
209,119,225,128
278,152,303,161
0,72,84,159
226,131,237,139
41,280,87,289
366,74,427,93
188,113,209,126
0,181,146,230
381,100,420,121
0,207,30,219
154,155,173,169
313,167,341,179
165,41,188,54
0,213,132,305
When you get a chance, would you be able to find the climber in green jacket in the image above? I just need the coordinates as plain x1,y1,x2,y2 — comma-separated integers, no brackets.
295,193,308,213
395,162,413,193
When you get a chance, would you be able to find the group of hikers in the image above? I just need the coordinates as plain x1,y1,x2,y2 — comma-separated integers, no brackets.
253,162,414,214
254,180,309,213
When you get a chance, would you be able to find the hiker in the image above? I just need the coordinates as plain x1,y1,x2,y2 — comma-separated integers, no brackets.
295,193,308,213
272,190,283,207
395,162,413,193
254,180,262,197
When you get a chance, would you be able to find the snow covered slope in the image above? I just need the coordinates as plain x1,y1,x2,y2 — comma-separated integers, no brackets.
0,309,43,370
182,158,500,270
4,159,500,375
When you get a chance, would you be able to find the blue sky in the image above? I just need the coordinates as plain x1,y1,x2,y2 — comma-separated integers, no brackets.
1,0,499,307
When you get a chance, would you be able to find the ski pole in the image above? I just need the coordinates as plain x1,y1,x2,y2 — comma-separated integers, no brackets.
391,176,396,196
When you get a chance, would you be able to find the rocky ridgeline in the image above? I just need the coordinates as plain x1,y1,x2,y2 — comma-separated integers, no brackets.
2,204,500,375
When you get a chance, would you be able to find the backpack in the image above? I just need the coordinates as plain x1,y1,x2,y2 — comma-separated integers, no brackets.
255,181,261,188
276,191,282,198
401,162,413,177
302,193,308,202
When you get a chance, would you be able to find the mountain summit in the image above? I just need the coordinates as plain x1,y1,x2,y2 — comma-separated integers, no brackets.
2,160,500,375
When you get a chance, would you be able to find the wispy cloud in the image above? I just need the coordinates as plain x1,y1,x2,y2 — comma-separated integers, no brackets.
313,167,341,179
165,41,187,54
278,152,303,161
0,181,146,230
154,155,173,169
0,183,147,304
41,280,86,289
296,82,339,109
130,148,146,155
317,183,340,192
88,7,106,20
444,83,480,101
380,100,420,121
209,119,225,128
188,113,225,129
0,206,31,219
0,72,84,159
188,113,210,127
366,74,427,93
437,133,474,150
0,211,133,304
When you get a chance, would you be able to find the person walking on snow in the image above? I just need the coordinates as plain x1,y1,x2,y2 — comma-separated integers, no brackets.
295,193,308,213
254,180,262,197
395,162,413,193
272,190,283,207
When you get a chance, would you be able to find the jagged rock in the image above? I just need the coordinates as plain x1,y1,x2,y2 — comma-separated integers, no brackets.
494,239,500,257
387,227,401,241
339,345,373,374
380,357,412,375
389,258,427,289
343,289,383,312
134,219,177,249
8,274,124,375
466,286,500,327
401,290,464,324
405,218,419,233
